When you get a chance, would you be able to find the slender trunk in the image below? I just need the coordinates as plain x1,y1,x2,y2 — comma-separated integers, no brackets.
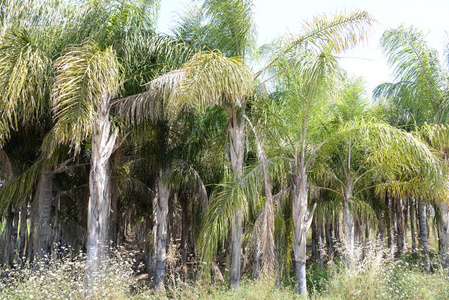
27,200,37,262
155,170,170,291
230,209,243,289
11,211,19,263
402,200,408,252
86,96,116,290
35,170,54,259
377,211,384,246
418,199,431,272
365,219,370,242
326,219,334,258
343,179,355,264
181,197,189,267
51,194,60,261
109,181,118,247
386,194,392,249
253,244,261,280
291,164,316,295
229,112,245,290
148,189,158,282
2,212,13,266
396,197,403,255
19,203,28,263
410,199,417,253
246,115,275,274
437,200,449,270
311,218,317,261
317,218,324,265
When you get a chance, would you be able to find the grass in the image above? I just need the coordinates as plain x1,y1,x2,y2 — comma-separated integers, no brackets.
1,244,449,300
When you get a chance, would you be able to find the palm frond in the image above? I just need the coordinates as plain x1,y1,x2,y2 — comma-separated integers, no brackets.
175,50,254,114
202,0,256,57
378,26,447,123
52,41,124,153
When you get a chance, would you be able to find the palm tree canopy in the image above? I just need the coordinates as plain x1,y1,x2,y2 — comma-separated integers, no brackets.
51,42,124,153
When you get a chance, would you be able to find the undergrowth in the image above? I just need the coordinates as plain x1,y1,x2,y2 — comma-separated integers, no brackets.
1,244,449,299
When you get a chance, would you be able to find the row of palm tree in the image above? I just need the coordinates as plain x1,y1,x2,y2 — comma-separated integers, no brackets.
0,0,448,297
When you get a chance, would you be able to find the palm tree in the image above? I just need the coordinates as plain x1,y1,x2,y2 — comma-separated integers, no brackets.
257,12,373,294
374,25,449,271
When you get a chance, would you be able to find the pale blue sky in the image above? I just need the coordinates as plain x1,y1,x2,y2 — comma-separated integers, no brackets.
158,0,449,94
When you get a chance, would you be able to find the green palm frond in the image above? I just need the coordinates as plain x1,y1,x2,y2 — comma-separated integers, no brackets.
419,123,449,156
375,26,447,123
259,10,374,78
298,9,374,53
51,41,124,153
202,0,255,57
0,158,43,214
0,28,52,127
176,50,254,114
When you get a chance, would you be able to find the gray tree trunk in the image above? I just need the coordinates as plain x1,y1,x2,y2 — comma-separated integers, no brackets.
2,212,13,266
437,200,449,270
418,199,431,272
11,211,19,263
155,170,170,291
343,180,355,264
396,197,404,255
18,203,28,263
409,199,417,253
291,165,315,295
86,96,116,290
27,200,37,262
229,113,245,290
246,115,275,276
35,170,54,259
148,189,158,283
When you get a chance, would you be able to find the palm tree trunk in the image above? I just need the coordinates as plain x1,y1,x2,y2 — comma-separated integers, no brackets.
410,199,417,253
311,219,318,261
2,212,13,266
343,179,355,264
396,197,403,255
317,218,324,265
155,170,170,291
86,97,116,290
19,203,28,263
229,113,245,290
11,211,19,263
35,170,54,259
377,211,384,246
418,198,431,272
291,165,315,295
27,200,37,262
246,115,276,275
437,200,449,270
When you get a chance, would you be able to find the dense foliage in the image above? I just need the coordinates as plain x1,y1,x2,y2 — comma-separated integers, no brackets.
1,0,449,298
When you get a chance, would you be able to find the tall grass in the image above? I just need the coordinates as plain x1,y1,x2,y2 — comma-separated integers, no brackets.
1,243,449,299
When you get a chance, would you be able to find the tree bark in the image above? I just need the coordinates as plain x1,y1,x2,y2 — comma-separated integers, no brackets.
27,200,37,262
437,200,449,270
11,211,19,263
396,197,403,255
35,170,54,259
245,115,276,276
291,164,316,295
343,179,355,264
2,212,13,266
409,199,417,253
155,170,170,291
229,112,245,290
418,198,431,272
86,96,116,290
18,203,28,263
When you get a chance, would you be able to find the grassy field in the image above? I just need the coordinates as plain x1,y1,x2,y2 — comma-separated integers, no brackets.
1,244,449,300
